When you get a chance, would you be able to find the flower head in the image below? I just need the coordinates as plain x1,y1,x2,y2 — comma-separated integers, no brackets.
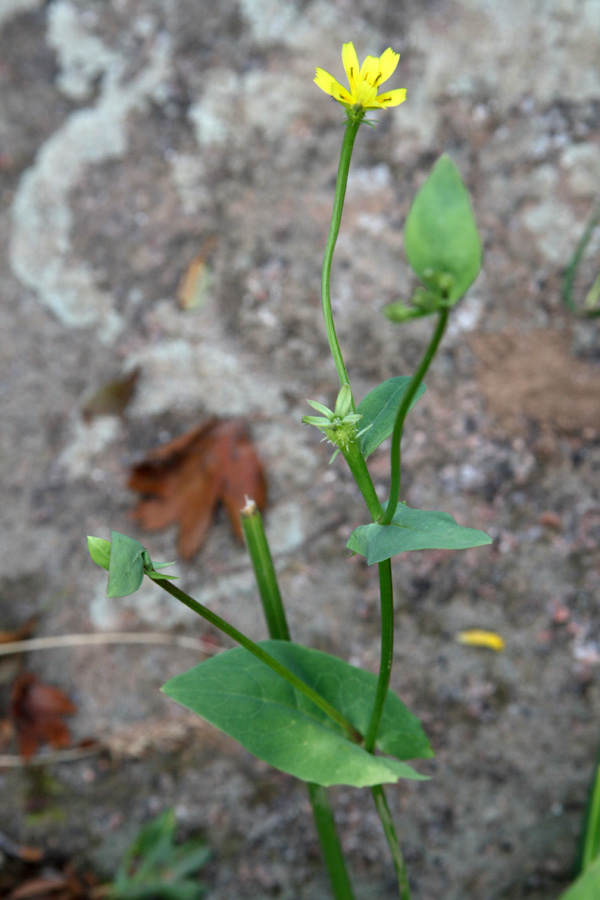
314,42,406,111
302,384,371,457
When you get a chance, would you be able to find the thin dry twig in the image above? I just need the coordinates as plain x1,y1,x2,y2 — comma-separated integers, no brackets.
0,745,102,768
0,632,221,658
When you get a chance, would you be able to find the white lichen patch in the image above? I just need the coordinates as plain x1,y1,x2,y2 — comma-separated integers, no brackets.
238,0,304,44
264,500,306,555
126,336,284,419
47,0,118,100
561,143,600,200
189,69,305,149
188,68,240,149
9,2,171,337
57,416,121,480
0,0,43,27
522,200,579,262
411,0,600,109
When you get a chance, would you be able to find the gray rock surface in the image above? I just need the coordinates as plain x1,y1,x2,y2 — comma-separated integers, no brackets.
1,1,599,898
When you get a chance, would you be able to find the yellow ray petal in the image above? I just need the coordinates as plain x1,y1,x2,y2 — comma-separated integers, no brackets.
341,42,359,93
377,48,400,85
314,68,347,100
359,55,381,85
375,88,407,108
456,629,505,652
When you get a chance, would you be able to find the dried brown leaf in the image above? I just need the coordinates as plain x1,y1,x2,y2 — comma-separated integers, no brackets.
7,866,92,900
81,368,140,422
128,418,266,559
9,673,77,761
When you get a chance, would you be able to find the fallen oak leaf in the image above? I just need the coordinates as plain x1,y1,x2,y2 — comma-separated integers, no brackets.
10,673,77,761
6,863,95,900
81,367,140,423
128,418,266,559
7,875,71,900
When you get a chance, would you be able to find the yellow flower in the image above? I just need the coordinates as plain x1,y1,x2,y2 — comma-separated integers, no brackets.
314,42,406,111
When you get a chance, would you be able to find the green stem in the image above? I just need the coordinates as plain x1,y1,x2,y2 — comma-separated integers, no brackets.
341,439,384,521
241,500,356,900
307,783,357,900
317,105,412,900
343,433,408,900
153,577,360,743
371,785,411,900
241,501,290,642
381,309,449,525
364,559,394,753
321,115,363,396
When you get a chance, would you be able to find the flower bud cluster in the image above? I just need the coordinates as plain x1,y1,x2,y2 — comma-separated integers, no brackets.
302,384,367,453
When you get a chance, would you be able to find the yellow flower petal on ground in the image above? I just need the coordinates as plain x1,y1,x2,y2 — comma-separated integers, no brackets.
314,41,406,112
456,629,505,652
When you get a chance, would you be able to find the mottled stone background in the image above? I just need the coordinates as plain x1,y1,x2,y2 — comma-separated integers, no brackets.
1,1,599,898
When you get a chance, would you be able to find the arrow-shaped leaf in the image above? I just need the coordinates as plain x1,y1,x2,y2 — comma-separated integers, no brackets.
162,640,432,788
347,504,492,565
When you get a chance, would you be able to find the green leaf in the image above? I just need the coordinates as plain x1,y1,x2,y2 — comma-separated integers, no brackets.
404,155,482,305
162,641,432,788
577,759,600,875
147,571,178,582
106,530,147,598
87,536,111,571
111,808,209,900
347,504,492,565
89,532,178,597
557,855,600,900
357,377,426,458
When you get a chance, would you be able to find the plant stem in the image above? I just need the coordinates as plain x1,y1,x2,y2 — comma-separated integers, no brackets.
366,562,410,900
153,577,360,743
241,500,356,900
344,428,410,900
321,115,363,397
381,309,449,525
307,782,356,900
364,558,394,753
318,107,412,900
371,785,411,900
241,500,291,641
342,439,384,521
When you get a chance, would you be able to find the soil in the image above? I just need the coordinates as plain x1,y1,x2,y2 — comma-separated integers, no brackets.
1,1,599,899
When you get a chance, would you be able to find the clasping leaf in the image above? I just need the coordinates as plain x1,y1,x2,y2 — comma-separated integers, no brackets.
87,531,177,598
347,504,492,565
162,641,433,788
